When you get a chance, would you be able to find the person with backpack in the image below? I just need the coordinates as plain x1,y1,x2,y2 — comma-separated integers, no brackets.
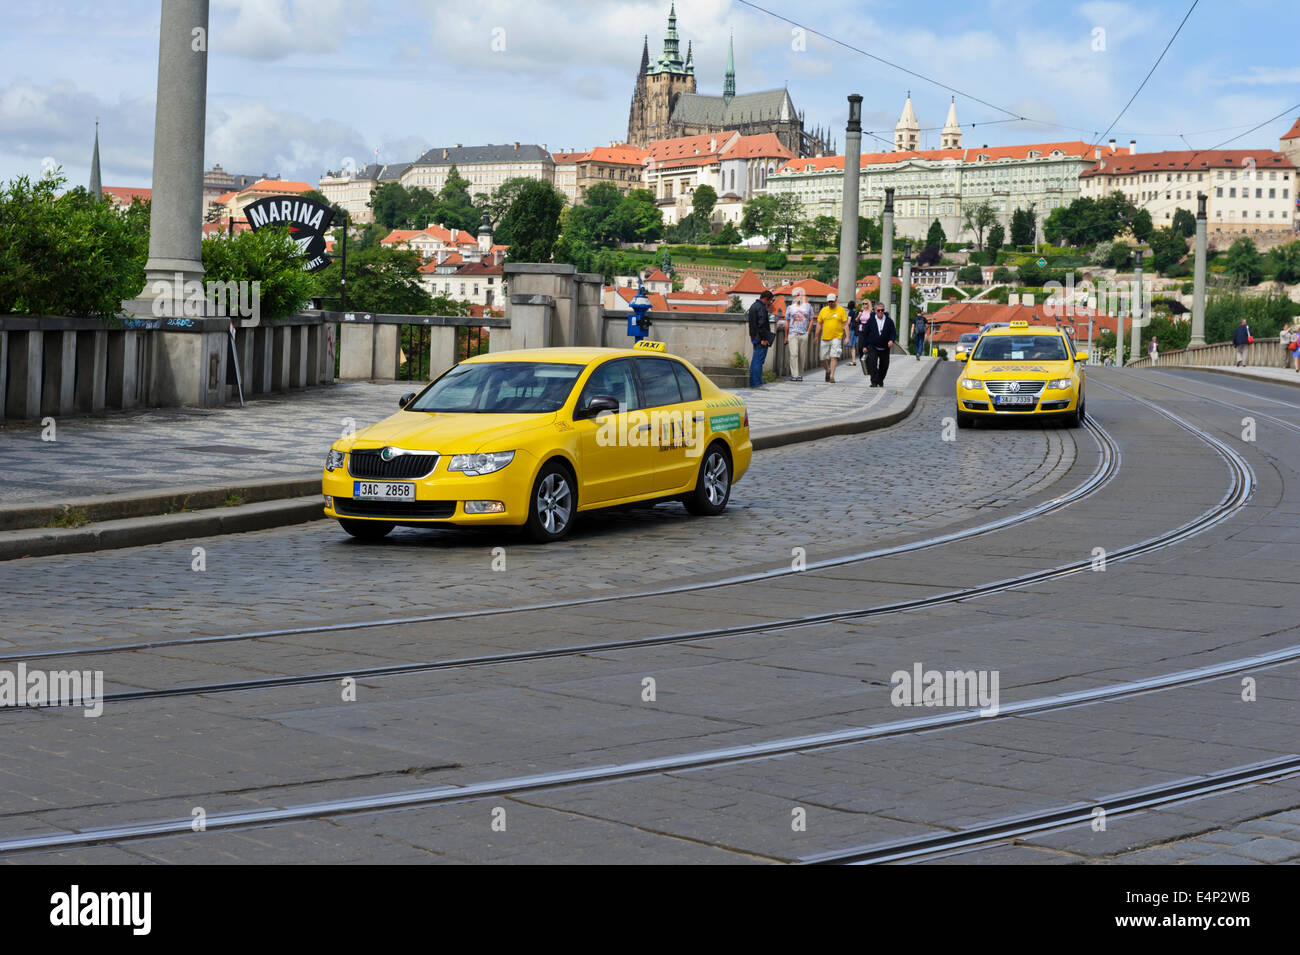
1281,325,1294,368
911,310,927,359
1232,318,1252,366
844,299,860,365
747,289,774,388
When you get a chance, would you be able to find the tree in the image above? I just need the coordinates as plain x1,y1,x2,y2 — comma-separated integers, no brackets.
476,177,534,242
202,225,315,322
993,266,1013,283
801,215,838,250
0,174,150,319
691,184,717,224
504,180,565,263
713,222,741,246
1043,206,1070,246
314,245,433,315
986,223,1005,262
916,244,942,267
369,181,410,229
1269,241,1300,284
962,200,997,252
1224,237,1263,285
926,218,946,250
740,194,776,238
1148,227,1188,275
956,264,984,284
859,214,881,254
1171,207,1196,239
1010,207,1036,248
1130,208,1153,243
434,165,478,232
1106,242,1131,270
726,295,745,313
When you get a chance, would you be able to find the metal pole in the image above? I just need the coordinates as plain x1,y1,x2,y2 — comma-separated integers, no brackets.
1190,192,1208,346
1130,249,1144,362
836,95,863,310
340,212,349,314
880,187,895,316
900,241,912,355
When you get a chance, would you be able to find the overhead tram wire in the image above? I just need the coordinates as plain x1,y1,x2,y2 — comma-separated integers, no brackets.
1086,0,1200,156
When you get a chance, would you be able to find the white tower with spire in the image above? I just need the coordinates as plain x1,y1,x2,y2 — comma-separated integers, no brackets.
895,92,919,152
940,97,961,150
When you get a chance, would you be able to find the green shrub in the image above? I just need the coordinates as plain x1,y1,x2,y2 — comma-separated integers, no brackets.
764,251,788,271
202,226,316,323
956,264,983,284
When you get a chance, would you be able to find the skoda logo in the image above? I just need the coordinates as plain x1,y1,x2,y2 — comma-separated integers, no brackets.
1007,381,1021,393
380,447,396,461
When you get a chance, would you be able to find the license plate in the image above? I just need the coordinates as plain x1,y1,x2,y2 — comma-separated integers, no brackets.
354,481,415,501
995,394,1035,406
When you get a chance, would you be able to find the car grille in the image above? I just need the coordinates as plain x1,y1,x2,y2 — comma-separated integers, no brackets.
348,450,439,480
985,381,1045,395
334,499,456,520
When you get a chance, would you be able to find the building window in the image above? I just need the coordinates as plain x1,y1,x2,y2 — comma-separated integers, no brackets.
1270,188,1277,198
1216,187,1223,197
1229,187,1236,197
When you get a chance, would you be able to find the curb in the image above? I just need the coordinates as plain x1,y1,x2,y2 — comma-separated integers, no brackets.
1164,366,1300,392
1,362,940,561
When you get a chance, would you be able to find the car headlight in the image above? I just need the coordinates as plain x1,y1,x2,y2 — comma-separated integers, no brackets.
960,378,982,391
1049,378,1073,390
325,449,345,472
447,451,515,476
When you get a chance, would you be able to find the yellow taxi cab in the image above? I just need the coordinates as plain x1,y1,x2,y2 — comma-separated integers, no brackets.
322,342,753,542
954,320,1087,428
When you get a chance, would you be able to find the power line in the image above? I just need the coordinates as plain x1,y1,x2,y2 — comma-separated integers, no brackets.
1088,0,1199,153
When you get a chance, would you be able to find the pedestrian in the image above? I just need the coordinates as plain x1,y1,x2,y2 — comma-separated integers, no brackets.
784,287,814,381
747,289,774,388
1280,325,1293,368
1149,337,1159,363
1232,317,1252,366
911,310,927,360
860,303,898,387
845,299,860,365
815,292,849,383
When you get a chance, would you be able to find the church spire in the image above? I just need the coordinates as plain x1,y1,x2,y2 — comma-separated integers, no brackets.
89,120,102,198
640,34,650,75
895,91,919,152
941,96,962,150
658,2,684,71
685,40,694,75
723,33,735,103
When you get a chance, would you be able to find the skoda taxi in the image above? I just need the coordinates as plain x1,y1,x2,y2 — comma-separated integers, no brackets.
322,342,752,543
954,320,1087,428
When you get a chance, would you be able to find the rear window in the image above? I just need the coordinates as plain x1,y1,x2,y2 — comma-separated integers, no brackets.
671,362,702,402
636,358,684,408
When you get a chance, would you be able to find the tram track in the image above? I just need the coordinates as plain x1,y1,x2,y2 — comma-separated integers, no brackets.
0,378,1273,857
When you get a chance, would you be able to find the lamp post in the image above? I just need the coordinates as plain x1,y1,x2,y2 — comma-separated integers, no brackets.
880,187,895,319
1190,193,1208,346
836,95,863,311
1130,248,1144,363
900,241,912,355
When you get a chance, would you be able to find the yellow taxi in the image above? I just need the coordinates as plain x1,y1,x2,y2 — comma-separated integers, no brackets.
954,320,1087,428
322,342,753,542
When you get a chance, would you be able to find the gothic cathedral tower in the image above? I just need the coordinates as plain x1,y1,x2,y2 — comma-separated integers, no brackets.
627,4,697,147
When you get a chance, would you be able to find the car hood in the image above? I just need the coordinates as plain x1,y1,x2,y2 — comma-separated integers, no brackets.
343,410,558,453
964,360,1074,378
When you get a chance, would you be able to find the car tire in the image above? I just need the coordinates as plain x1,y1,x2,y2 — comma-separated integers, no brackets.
525,462,576,543
1065,395,1084,428
956,411,973,429
684,443,732,516
339,519,394,540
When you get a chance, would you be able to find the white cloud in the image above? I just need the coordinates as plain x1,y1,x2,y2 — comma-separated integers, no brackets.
1225,67,1300,86
204,102,369,182
213,0,353,61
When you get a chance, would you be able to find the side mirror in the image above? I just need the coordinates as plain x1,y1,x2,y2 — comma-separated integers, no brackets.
955,351,967,362
1074,352,1089,363
574,394,620,420
399,392,417,409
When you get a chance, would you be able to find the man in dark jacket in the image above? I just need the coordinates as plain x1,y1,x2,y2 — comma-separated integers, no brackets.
911,311,927,359
859,304,897,386
1232,318,1252,366
747,290,774,388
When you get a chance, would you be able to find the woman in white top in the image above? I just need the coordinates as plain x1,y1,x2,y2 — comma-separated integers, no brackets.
784,288,815,381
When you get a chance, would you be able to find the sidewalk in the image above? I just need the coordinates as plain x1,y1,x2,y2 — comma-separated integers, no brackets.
1167,364,1300,390
0,356,936,557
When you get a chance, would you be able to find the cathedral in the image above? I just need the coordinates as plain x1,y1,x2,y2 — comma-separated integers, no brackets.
626,5,831,158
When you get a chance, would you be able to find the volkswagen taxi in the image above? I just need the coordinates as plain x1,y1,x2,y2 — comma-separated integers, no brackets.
322,342,752,543
954,320,1087,428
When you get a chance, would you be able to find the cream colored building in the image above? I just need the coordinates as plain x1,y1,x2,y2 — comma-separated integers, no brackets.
645,131,792,225
399,143,555,196
1079,147,1297,237
318,162,411,224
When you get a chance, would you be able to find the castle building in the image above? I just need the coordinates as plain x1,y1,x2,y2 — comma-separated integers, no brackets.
627,5,829,157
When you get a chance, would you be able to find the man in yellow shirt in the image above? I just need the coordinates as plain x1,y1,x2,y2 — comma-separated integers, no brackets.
815,292,850,382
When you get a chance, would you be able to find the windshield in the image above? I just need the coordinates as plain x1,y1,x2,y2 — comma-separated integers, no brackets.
971,334,1069,362
410,361,585,413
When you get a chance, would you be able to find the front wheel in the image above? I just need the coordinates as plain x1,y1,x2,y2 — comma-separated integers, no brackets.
956,411,973,429
525,462,576,543
339,518,394,540
1064,394,1084,428
684,444,732,516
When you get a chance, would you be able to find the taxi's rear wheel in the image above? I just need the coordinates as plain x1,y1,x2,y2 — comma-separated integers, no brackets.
684,443,731,516
525,462,576,543
339,519,394,540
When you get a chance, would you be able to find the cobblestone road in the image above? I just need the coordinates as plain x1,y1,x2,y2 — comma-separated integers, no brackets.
0,390,1072,646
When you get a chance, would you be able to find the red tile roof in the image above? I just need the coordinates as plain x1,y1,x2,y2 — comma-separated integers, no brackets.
644,268,671,282
455,261,502,275
924,302,1120,341
550,151,588,163
615,286,669,311
1281,116,1300,141
1080,149,1295,177
778,141,1120,176
722,133,794,161
727,268,768,294
772,278,837,297
244,178,313,193
584,145,649,166
103,185,152,203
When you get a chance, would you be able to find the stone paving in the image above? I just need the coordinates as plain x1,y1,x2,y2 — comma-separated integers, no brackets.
0,358,934,507
2,368,1297,864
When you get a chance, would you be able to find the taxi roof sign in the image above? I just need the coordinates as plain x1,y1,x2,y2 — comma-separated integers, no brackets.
1009,320,1029,328
634,340,667,352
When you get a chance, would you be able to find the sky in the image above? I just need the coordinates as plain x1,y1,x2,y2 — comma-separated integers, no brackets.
2,0,1298,190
